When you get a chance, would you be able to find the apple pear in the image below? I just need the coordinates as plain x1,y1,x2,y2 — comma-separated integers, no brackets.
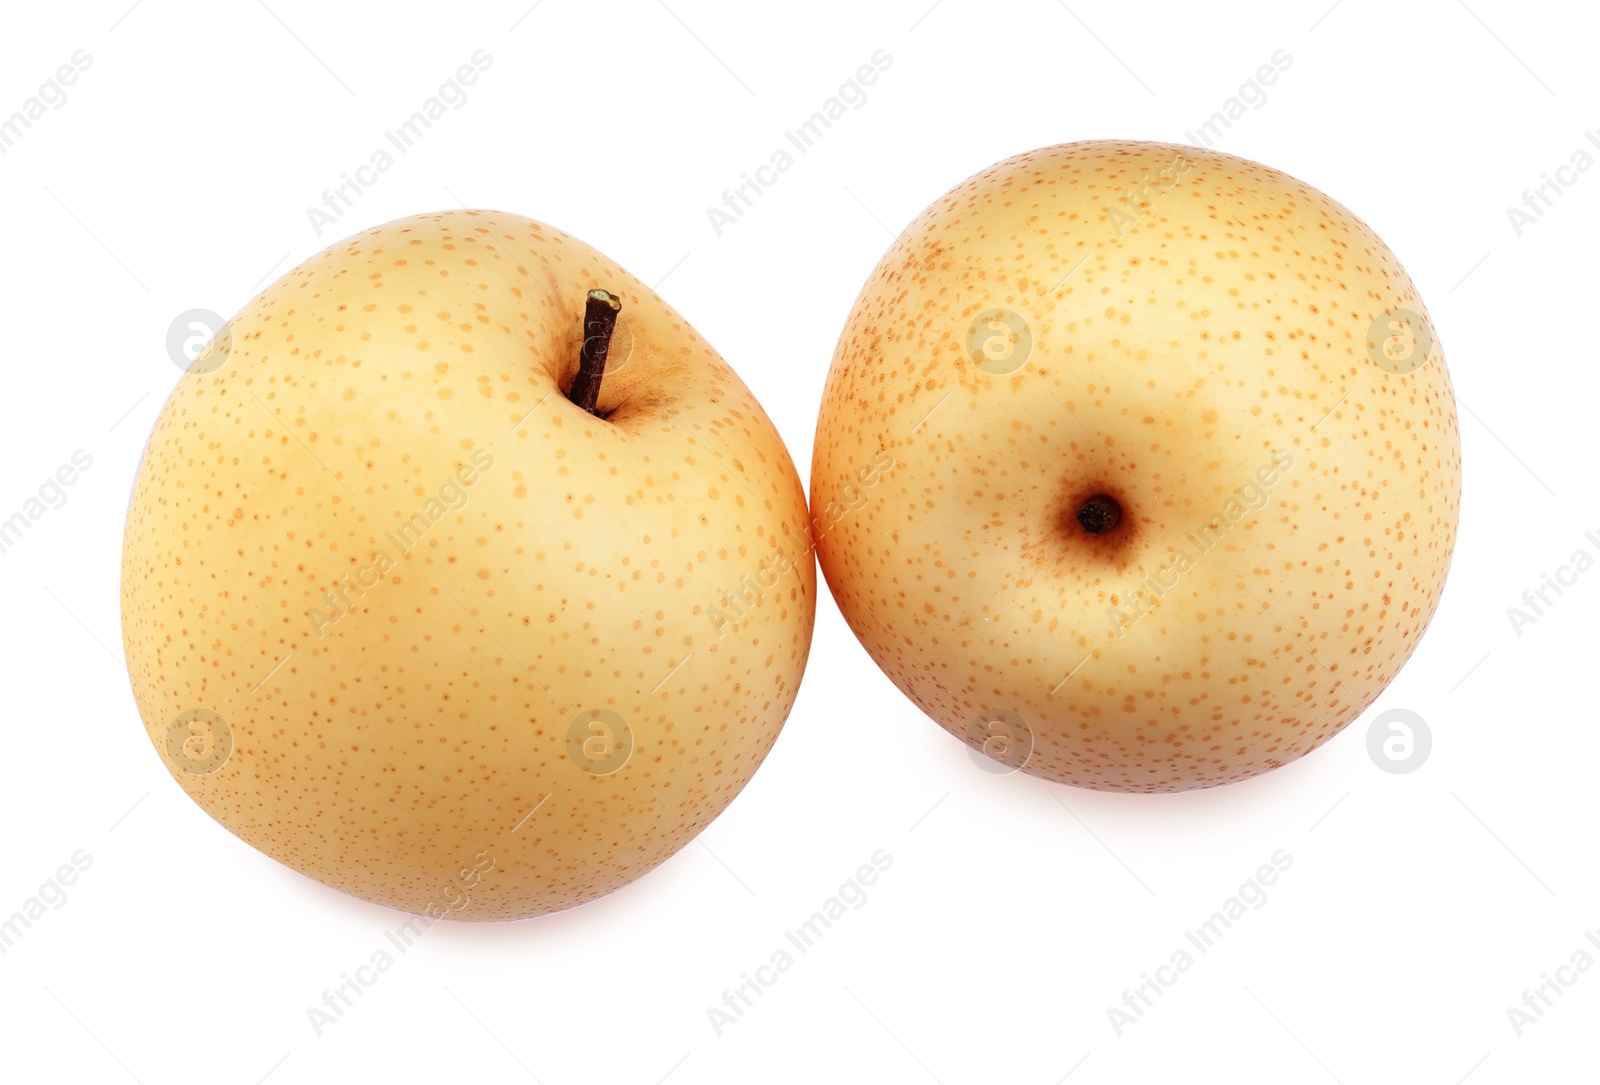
122,210,816,918
811,140,1461,792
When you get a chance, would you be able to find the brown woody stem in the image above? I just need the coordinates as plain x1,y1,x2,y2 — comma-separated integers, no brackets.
568,288,622,417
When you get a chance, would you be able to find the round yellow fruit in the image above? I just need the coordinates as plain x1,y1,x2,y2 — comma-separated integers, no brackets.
122,210,815,918
812,140,1461,792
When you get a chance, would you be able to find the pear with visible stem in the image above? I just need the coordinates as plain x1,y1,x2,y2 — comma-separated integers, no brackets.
122,210,816,917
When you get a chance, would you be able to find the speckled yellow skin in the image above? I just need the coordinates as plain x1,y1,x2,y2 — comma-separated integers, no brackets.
122,210,815,919
812,141,1460,792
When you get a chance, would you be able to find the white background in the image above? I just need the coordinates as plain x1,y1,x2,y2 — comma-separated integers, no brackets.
1,0,1595,1081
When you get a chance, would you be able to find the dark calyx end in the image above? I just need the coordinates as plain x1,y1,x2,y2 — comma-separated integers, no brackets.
1076,494,1122,535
